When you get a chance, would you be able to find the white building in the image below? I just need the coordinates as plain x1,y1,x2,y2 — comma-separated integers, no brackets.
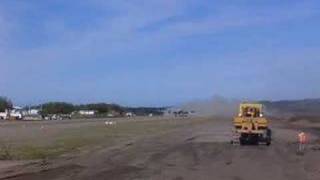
0,108,23,120
22,109,40,116
125,112,134,117
79,110,96,116
10,109,23,119
0,110,8,119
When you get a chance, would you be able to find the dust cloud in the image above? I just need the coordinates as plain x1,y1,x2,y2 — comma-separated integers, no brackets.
180,96,242,117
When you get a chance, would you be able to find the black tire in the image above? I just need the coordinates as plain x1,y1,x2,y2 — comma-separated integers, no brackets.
267,128,272,146
266,141,271,146
240,139,245,146
266,129,272,137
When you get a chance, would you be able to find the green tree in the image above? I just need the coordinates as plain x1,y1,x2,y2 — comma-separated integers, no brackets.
40,102,74,115
0,97,13,112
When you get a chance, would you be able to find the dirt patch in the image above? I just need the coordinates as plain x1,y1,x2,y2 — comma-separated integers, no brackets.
1,164,84,180
1,117,320,180
88,165,144,180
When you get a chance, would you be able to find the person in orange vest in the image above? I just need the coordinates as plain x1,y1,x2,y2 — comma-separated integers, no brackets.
298,131,307,153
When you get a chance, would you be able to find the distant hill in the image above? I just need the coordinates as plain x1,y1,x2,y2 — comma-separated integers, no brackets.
180,97,320,118
261,99,320,119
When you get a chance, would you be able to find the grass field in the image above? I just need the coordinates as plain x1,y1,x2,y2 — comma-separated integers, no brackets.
0,117,204,160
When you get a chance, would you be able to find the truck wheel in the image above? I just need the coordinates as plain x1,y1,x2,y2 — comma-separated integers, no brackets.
266,129,272,137
240,139,245,145
266,141,271,146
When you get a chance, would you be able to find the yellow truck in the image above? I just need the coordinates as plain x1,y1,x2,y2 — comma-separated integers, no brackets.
232,103,271,145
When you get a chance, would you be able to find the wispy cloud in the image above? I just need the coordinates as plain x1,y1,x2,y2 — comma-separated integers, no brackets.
2,0,318,60
39,0,319,58
142,1,318,38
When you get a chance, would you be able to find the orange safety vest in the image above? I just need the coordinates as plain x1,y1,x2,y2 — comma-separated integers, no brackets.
298,132,307,144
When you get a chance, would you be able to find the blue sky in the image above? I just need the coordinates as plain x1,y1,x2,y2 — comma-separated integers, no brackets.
1,0,320,106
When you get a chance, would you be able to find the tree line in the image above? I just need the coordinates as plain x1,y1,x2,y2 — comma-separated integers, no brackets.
1,96,166,116
28,102,165,116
